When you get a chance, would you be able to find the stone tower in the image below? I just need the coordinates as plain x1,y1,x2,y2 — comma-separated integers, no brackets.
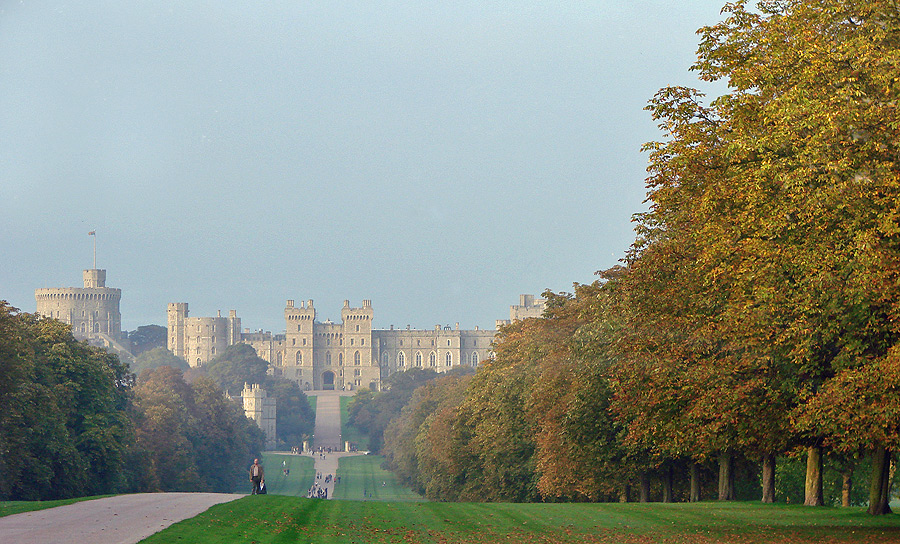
35,269,122,341
241,383,276,450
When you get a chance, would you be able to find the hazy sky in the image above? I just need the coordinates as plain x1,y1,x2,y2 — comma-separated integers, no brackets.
1,1,727,333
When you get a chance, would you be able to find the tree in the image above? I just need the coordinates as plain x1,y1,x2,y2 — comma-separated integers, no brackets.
126,325,167,355
205,344,269,394
131,347,190,375
0,303,134,500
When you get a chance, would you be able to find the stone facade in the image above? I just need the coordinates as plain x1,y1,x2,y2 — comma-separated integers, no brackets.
496,293,547,327
35,269,123,341
168,298,497,392
167,303,242,367
240,383,276,449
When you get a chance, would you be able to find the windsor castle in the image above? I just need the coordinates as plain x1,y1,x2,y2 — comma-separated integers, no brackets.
35,268,546,392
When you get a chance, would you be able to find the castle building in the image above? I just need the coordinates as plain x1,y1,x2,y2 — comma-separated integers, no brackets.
167,303,241,367
168,298,497,392
495,293,547,327
35,269,123,342
240,383,276,449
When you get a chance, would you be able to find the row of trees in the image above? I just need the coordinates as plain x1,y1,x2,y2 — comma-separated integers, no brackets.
380,0,900,514
0,302,269,500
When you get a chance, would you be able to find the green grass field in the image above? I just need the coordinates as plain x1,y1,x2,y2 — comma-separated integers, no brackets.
0,495,111,518
138,498,900,544
339,395,369,451
237,453,315,496
332,454,423,501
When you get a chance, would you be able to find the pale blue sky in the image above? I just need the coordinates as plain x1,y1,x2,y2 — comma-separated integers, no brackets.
1,1,727,333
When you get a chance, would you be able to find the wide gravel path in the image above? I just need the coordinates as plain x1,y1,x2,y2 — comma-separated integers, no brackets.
0,492,243,544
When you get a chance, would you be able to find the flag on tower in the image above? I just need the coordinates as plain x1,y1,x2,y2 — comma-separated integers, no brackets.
88,231,96,236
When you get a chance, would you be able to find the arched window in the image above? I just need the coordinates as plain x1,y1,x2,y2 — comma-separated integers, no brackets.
326,352,332,365
339,353,344,366
398,352,405,367
415,352,423,367
446,352,452,366
472,352,479,367
296,352,302,364
354,351,361,365
197,358,201,366
382,352,389,366
429,352,436,367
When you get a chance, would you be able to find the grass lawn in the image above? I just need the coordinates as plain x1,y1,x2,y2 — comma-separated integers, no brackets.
339,395,369,451
138,498,900,544
0,495,111,518
240,453,315,497
332,454,423,501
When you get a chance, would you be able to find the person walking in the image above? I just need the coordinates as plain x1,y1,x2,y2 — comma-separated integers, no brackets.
249,458,265,495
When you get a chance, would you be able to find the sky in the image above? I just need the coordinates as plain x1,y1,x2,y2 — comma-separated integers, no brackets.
1,1,728,334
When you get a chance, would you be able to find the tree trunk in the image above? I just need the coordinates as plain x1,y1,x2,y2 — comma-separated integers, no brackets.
639,473,651,503
841,468,852,508
662,465,674,503
690,463,701,502
804,445,824,506
718,452,734,501
868,446,892,515
619,484,630,503
761,453,776,503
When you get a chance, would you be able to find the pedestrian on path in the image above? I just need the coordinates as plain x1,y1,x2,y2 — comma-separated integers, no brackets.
249,458,265,495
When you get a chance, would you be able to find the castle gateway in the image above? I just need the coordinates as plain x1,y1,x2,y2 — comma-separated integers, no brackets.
169,299,496,392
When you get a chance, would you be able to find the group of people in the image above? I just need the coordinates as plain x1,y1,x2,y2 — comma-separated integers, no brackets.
307,482,328,499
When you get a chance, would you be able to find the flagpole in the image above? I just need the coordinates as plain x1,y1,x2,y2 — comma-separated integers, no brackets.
89,230,96,269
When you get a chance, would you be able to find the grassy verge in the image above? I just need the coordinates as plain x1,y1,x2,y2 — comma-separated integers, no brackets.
339,395,369,451
0,495,112,518
236,453,315,496
332,454,423,501
138,498,900,544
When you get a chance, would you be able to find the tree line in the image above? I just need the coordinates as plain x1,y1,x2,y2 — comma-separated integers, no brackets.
376,0,900,514
0,302,315,501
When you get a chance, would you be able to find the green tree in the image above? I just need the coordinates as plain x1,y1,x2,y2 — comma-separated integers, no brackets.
126,324,167,355
0,303,134,500
131,347,190,375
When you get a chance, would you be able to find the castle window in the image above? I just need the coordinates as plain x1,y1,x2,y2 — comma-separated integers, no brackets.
417,340,420,346
326,352,332,365
327,338,331,346
197,358,201,365
355,351,361,365
382,353,388,366
350,338,354,346
429,352,436,367
303,338,307,346
356,325,360,332
211,346,216,355
298,325,301,332
354,369,361,376
415,352,422,367
431,339,434,346
292,338,296,346
448,339,451,346
196,347,201,354
361,338,365,345
446,352,452,366
398,352,405,367
472,352,479,367
296,352,302,364
400,340,403,346
339,353,344,366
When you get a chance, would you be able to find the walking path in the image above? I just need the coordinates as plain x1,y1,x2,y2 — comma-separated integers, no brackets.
306,390,364,499
0,492,242,544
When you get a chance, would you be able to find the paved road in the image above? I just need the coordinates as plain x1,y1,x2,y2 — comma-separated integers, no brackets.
0,492,243,544
306,390,364,499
